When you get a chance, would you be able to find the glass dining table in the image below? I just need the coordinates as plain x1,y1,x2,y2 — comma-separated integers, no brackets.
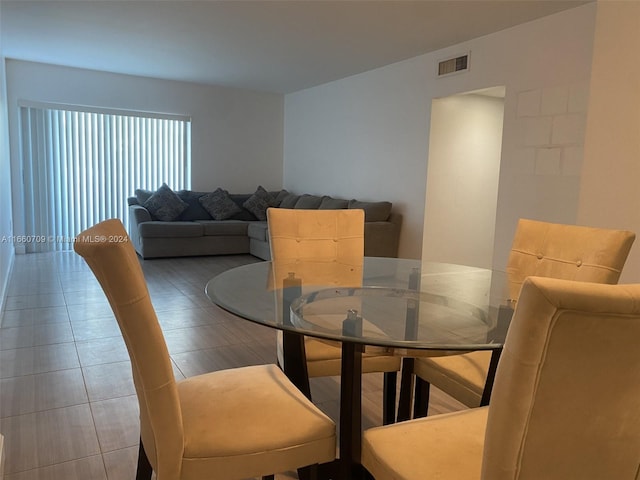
205,257,512,479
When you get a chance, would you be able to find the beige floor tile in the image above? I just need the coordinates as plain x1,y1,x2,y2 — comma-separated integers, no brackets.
155,307,219,331
163,323,237,354
149,296,203,313
244,340,279,365
0,368,88,418
66,303,115,323
102,447,138,480
75,337,128,367
171,344,267,377
90,395,140,453
219,316,277,344
7,281,62,297
82,361,136,402
0,343,80,379
0,404,100,474
62,289,109,306
0,323,74,350
0,307,69,328
4,456,107,480
70,317,121,342
4,294,67,311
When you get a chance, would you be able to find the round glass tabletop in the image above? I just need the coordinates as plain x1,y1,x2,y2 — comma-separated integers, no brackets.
205,257,512,351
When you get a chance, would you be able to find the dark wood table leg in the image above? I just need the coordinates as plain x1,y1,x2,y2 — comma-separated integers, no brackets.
480,348,502,406
396,357,415,422
282,330,311,399
339,311,364,479
397,291,419,422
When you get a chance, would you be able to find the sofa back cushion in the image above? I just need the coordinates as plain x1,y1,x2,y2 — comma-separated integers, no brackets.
294,194,325,209
176,190,213,221
279,194,300,209
348,200,392,222
319,197,349,209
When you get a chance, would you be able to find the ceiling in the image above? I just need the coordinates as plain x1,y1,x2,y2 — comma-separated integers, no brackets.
0,0,590,94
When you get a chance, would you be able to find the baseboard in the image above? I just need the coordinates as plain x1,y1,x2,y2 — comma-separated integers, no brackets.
0,433,4,480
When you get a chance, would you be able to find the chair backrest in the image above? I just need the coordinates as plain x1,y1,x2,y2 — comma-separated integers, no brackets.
482,276,640,479
506,218,635,300
267,208,365,288
74,219,183,478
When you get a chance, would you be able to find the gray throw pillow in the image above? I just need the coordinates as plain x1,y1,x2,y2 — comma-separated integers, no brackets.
143,183,188,221
243,195,270,221
199,188,242,220
348,199,392,222
243,186,278,221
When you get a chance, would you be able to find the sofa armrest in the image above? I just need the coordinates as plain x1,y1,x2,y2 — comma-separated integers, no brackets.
130,204,152,224
364,212,402,258
128,204,152,257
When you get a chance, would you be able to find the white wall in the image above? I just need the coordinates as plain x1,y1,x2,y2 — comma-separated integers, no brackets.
0,57,15,320
284,4,597,263
5,60,284,238
578,1,640,282
422,93,504,269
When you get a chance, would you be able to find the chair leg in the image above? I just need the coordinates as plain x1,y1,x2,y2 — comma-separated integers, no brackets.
413,377,430,418
382,371,398,425
136,437,153,480
297,464,318,480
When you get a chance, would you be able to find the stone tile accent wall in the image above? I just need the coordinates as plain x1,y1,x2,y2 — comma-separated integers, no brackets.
514,82,589,178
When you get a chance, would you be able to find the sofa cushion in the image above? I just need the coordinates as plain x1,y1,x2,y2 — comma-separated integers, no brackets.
247,222,269,242
199,188,243,220
138,221,203,238
319,197,349,209
177,190,213,221
279,193,300,209
144,183,189,221
348,199,392,222
243,186,278,221
196,220,250,236
294,194,325,209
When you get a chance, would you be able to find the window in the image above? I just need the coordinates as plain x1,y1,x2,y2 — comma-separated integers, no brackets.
19,104,191,252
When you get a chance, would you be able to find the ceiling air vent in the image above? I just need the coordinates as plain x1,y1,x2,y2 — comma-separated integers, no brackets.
438,54,469,77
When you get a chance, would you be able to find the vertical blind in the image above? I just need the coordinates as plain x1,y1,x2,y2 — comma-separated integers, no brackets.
20,105,191,252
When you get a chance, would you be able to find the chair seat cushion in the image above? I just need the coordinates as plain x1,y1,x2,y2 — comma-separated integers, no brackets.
362,407,488,480
414,351,491,407
177,364,335,479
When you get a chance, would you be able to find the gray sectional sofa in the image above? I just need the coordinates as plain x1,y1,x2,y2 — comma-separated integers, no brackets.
128,186,402,260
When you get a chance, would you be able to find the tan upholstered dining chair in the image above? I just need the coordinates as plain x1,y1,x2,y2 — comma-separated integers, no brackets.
363,276,640,479
412,218,635,416
74,219,336,480
267,208,402,424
